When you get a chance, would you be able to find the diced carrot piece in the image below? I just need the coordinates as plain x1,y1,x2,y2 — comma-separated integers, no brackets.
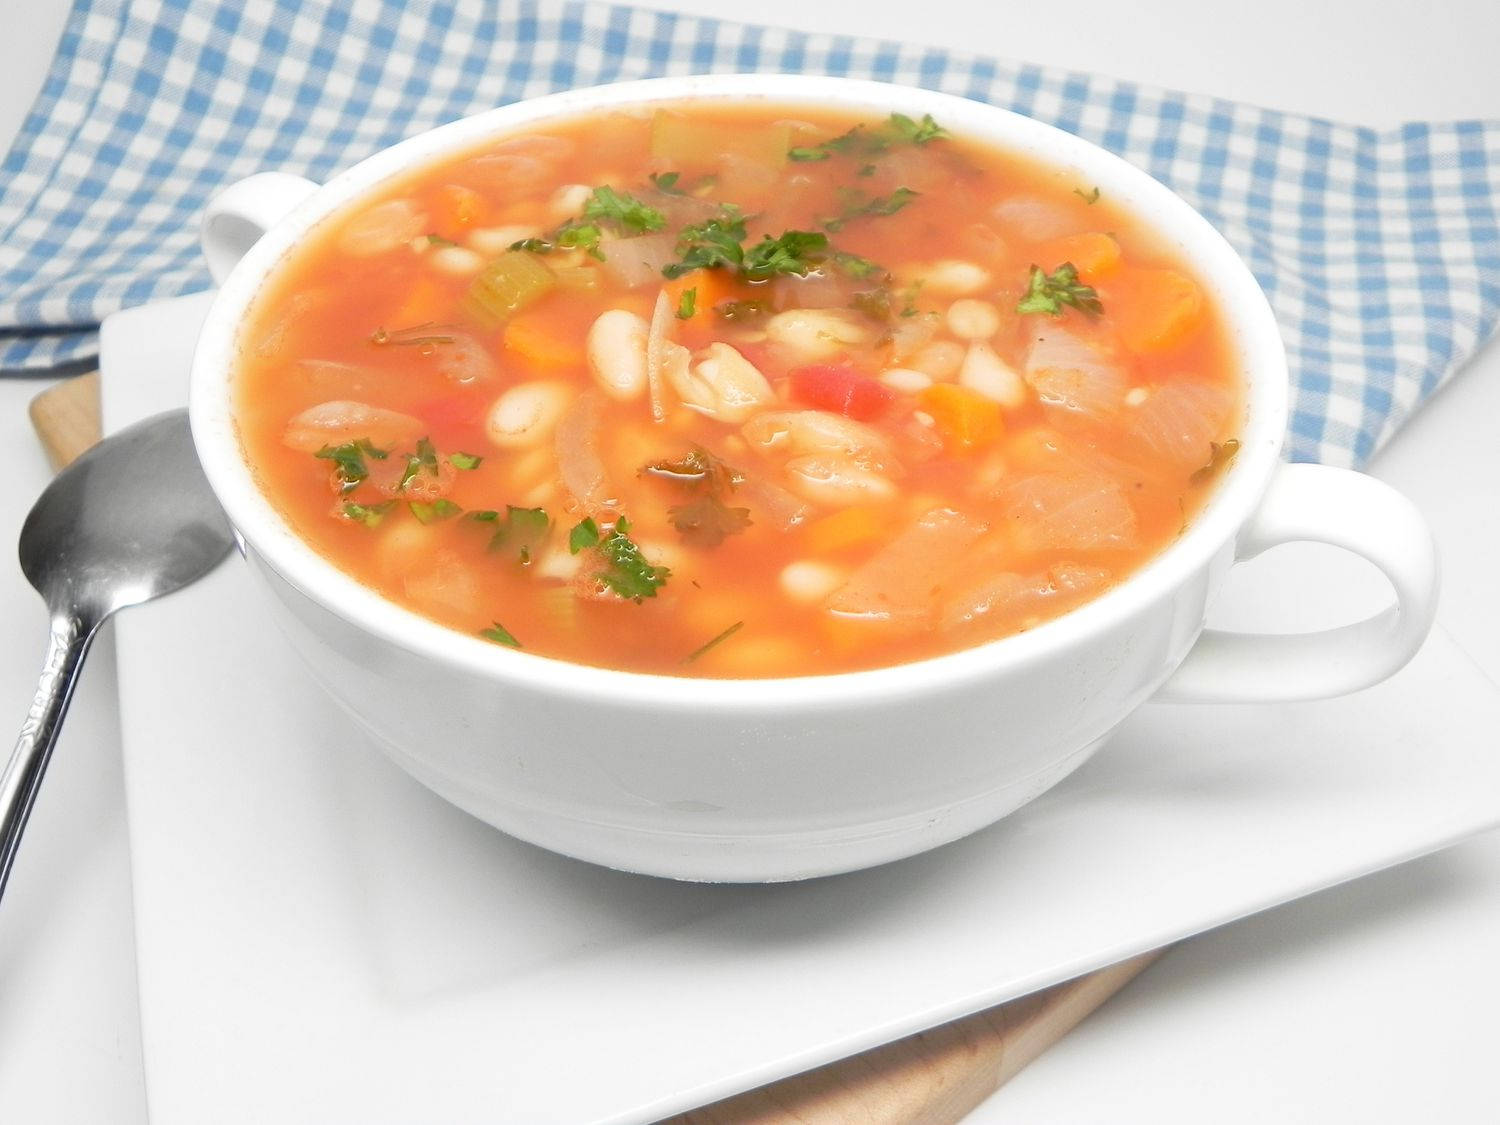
662,268,742,324
918,384,1005,454
434,184,488,231
804,506,886,555
1104,268,1204,354
503,314,585,369
1035,232,1122,280
389,276,447,327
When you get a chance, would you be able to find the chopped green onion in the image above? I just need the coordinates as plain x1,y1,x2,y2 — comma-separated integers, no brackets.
676,287,697,319
449,451,484,470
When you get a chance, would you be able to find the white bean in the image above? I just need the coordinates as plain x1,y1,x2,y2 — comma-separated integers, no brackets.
680,343,775,423
946,298,1001,341
485,381,574,449
780,560,847,604
467,225,543,255
1124,386,1149,407
924,259,992,296
546,183,593,224
765,308,874,362
429,245,485,276
742,410,895,470
959,342,1027,407
878,367,934,393
909,340,965,380
784,455,897,506
586,309,650,401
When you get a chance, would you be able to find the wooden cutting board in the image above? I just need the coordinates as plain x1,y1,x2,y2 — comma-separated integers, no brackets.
28,372,1165,1124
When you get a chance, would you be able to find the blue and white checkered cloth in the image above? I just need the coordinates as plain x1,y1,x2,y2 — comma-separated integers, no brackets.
2,0,1497,467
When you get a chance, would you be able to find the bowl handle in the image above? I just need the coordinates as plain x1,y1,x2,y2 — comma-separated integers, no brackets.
202,172,320,285
1156,463,1439,703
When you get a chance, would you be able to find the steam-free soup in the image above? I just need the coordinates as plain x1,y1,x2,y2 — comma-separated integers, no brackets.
234,101,1242,677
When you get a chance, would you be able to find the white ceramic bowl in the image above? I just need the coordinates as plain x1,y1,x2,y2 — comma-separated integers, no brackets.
190,75,1439,881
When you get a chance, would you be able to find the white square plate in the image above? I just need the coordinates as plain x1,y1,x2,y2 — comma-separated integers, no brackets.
105,294,1500,1124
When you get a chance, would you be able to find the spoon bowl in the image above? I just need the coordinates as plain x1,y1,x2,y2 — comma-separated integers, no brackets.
2,409,233,901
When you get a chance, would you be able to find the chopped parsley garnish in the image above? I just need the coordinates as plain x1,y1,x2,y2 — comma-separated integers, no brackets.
511,224,603,260
788,113,949,162
341,500,394,528
315,438,389,495
682,620,745,664
642,447,752,549
422,233,459,248
831,251,887,281
1074,185,1102,205
398,436,440,491
449,451,484,470
479,622,522,648
1016,263,1103,318
408,498,462,524
567,515,670,602
510,186,667,263
821,187,918,232
741,230,829,281
676,287,697,319
487,505,551,564
649,171,684,194
580,185,667,235
1190,439,1242,484
662,208,748,279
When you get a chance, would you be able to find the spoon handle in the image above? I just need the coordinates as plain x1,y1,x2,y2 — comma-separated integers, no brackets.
0,611,98,903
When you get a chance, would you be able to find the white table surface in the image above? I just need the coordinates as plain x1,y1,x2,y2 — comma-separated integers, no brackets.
0,2,1495,1122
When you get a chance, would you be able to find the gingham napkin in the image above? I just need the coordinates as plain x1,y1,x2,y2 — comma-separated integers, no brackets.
1,0,1496,467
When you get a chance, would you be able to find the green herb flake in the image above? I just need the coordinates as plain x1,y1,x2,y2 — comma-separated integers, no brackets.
741,229,829,281
569,516,670,601
488,505,551,564
682,620,745,664
887,112,949,145
582,185,667,235
398,436,441,491
1190,439,1242,485
1016,262,1104,318
423,233,459,248
341,500,394,528
787,113,948,162
466,509,500,523
676,287,697,320
315,438,389,495
449,451,484,470
831,251,886,281
821,186,918,233
569,516,602,554
479,622,522,648
649,171,684,195
642,447,751,549
408,498,462,524
1074,185,1102,205
662,208,748,279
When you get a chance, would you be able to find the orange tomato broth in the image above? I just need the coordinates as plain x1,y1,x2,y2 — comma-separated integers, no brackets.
233,102,1243,678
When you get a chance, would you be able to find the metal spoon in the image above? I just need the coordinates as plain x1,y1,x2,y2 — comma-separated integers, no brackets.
1,409,233,902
